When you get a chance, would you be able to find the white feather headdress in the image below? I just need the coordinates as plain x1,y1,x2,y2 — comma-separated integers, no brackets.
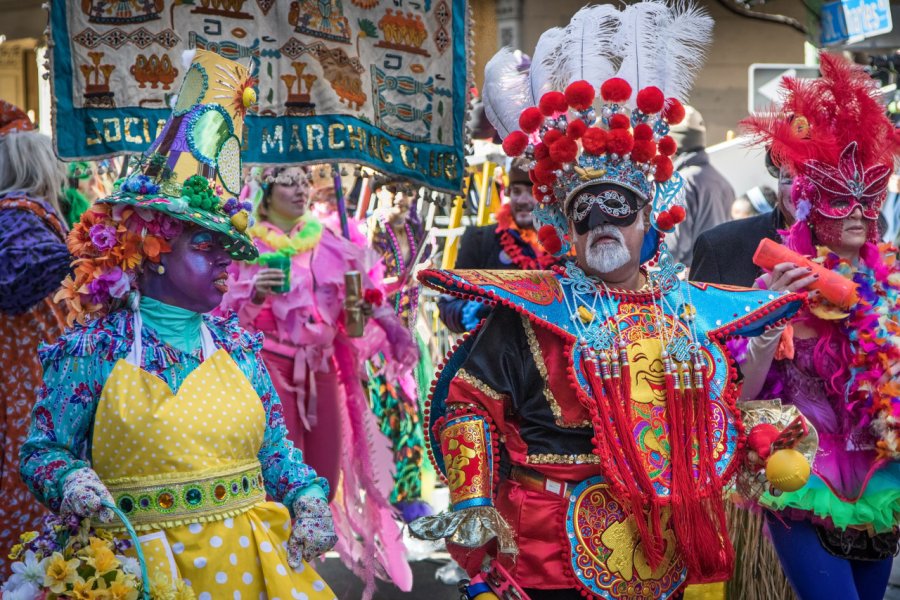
481,48,531,140
481,0,712,136
614,0,712,104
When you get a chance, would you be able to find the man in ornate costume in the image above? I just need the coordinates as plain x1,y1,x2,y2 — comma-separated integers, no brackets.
411,4,804,598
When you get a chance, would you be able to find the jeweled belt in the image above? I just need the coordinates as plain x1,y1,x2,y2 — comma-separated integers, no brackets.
99,460,265,531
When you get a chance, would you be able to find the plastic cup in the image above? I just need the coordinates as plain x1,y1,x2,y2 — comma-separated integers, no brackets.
264,255,291,293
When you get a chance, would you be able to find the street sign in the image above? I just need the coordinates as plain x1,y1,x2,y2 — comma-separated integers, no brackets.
821,0,893,46
748,64,821,113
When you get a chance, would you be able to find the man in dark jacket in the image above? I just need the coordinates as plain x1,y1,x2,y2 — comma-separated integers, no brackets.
667,106,735,269
690,152,795,287
438,159,561,332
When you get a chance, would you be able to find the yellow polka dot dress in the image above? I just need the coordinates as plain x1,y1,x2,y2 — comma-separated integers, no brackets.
92,348,336,599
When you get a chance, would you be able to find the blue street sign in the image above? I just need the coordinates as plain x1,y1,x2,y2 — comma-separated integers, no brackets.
821,0,893,46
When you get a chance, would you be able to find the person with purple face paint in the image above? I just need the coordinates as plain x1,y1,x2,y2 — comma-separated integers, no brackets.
16,51,337,600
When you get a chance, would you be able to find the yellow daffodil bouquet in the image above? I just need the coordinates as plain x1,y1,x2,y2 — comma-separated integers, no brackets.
2,514,193,600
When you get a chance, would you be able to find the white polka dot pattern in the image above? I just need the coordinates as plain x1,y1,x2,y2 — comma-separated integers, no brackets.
91,352,265,481
93,353,334,598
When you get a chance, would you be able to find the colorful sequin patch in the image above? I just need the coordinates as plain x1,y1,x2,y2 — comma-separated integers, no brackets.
566,476,686,599
441,414,493,511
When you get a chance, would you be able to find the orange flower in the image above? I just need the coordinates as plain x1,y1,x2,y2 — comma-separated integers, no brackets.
142,235,171,263
67,208,118,259
67,222,96,258
55,276,85,326
73,258,107,284
113,230,144,270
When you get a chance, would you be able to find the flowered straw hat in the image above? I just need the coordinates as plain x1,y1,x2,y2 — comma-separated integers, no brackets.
99,49,258,260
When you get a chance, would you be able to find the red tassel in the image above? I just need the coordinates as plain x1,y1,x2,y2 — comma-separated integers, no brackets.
581,353,663,566
666,360,735,583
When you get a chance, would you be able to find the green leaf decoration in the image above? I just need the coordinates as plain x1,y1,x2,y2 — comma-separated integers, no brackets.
359,18,379,39
438,101,444,116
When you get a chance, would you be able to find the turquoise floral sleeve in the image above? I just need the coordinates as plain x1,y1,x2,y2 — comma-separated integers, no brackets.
19,341,114,512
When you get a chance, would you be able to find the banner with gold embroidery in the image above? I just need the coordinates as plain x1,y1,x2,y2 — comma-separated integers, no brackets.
49,0,469,193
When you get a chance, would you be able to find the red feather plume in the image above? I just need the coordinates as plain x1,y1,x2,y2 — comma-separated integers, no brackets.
742,52,898,178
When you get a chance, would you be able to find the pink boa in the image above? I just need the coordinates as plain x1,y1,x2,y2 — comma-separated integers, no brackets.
330,335,413,598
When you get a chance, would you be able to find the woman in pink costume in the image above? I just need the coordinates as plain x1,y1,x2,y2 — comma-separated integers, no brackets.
741,54,900,600
220,166,416,598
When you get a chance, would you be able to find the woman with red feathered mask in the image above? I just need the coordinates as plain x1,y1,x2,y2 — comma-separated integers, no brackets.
740,53,900,600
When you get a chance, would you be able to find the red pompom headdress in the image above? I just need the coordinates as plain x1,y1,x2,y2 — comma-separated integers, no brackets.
481,2,712,257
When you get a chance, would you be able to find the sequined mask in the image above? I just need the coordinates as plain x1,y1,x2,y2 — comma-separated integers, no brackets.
804,142,890,222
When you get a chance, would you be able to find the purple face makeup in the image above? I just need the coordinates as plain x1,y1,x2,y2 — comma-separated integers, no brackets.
141,226,232,313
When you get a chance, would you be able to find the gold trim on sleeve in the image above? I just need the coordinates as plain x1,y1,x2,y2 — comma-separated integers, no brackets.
521,316,591,428
525,453,600,465
456,368,510,402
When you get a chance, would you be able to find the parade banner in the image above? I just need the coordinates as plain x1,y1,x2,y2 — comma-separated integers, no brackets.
49,0,470,193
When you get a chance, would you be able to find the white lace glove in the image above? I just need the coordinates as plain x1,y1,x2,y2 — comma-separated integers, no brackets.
287,495,338,567
60,468,115,523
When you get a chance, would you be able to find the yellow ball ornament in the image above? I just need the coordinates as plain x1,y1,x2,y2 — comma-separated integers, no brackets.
230,209,249,233
765,448,811,493
472,593,500,600
242,87,257,108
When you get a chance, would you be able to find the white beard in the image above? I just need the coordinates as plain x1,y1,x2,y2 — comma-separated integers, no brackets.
584,224,631,274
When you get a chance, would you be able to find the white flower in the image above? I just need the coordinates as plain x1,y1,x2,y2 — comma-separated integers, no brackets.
1,579,41,600
117,554,142,580
9,551,44,586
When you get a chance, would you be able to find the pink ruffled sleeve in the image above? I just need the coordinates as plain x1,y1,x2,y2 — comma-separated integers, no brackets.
217,260,265,326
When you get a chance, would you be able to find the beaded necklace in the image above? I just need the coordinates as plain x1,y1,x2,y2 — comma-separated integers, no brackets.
816,245,900,459
378,214,420,324
498,229,559,270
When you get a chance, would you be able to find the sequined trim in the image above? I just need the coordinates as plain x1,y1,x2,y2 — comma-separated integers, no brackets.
526,453,600,465
442,414,494,510
100,461,264,531
456,369,509,402
521,316,591,428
